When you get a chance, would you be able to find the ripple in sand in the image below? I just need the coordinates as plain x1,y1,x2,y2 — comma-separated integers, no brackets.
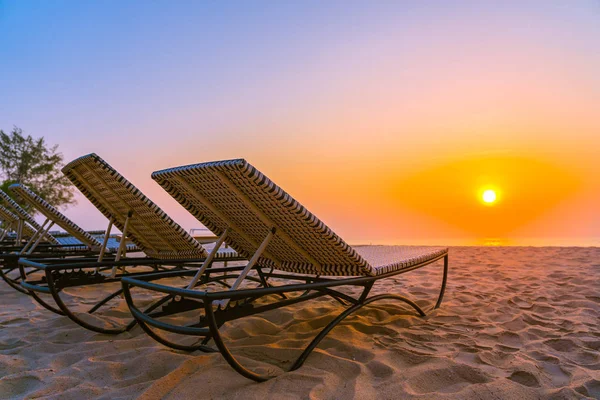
406,364,492,394
0,374,44,398
575,379,600,399
544,338,578,352
507,370,541,387
365,360,395,379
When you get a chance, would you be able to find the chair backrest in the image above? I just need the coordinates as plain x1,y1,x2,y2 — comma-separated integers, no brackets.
152,159,373,276
62,153,207,260
0,189,60,244
0,189,45,231
10,184,103,249
0,203,37,239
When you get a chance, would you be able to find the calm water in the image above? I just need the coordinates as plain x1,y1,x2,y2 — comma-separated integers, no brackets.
353,237,600,247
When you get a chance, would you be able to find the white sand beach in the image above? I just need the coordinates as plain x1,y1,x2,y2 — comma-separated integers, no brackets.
1,246,599,399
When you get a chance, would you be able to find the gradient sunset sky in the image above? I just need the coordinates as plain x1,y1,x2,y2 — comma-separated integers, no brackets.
1,1,598,245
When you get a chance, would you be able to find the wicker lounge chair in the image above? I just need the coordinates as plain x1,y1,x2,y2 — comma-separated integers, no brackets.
9,183,141,255
0,185,139,294
18,154,242,335
0,202,72,293
0,189,59,247
121,158,449,381
0,188,115,250
0,203,38,244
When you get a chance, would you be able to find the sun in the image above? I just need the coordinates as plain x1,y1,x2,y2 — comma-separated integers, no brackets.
482,189,497,204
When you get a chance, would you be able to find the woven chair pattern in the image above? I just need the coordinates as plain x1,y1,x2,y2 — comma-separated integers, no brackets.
10,184,102,249
0,204,37,239
0,189,60,245
0,189,44,232
152,159,373,275
62,154,207,260
353,245,448,275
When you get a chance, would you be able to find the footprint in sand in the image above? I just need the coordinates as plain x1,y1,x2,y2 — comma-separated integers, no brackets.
544,338,578,352
406,364,492,394
0,338,27,351
508,296,533,309
366,360,395,379
507,370,541,388
575,379,600,399
0,375,44,398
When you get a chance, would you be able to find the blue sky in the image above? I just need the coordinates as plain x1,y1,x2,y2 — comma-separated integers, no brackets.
1,1,599,244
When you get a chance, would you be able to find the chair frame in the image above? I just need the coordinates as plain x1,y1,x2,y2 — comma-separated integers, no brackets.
120,251,448,381
15,153,244,334
16,210,244,334
0,196,138,295
18,253,245,335
115,157,451,381
0,244,98,294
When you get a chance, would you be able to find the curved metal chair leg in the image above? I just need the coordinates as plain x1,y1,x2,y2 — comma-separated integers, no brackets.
0,268,29,294
434,254,449,309
204,293,426,382
46,272,129,334
135,317,217,353
18,268,66,315
122,292,176,331
290,293,425,371
205,300,273,382
88,288,124,314
2,265,44,295
43,267,197,335
29,290,67,315
44,270,248,336
122,287,216,352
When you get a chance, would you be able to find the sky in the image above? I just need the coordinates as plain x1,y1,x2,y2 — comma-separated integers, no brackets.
1,1,599,246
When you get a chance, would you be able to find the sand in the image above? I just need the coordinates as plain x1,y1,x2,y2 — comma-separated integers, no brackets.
1,246,599,399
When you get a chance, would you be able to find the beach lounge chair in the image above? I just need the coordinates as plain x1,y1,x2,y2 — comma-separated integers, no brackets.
0,202,74,294
0,185,139,295
0,203,49,292
121,158,449,381
18,154,242,335
9,183,140,256
0,189,59,247
0,203,39,244
0,188,123,251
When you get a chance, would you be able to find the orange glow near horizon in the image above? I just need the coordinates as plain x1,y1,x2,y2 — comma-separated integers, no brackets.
377,154,584,240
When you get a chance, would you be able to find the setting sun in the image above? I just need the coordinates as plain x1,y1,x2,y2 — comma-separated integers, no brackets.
482,189,497,204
